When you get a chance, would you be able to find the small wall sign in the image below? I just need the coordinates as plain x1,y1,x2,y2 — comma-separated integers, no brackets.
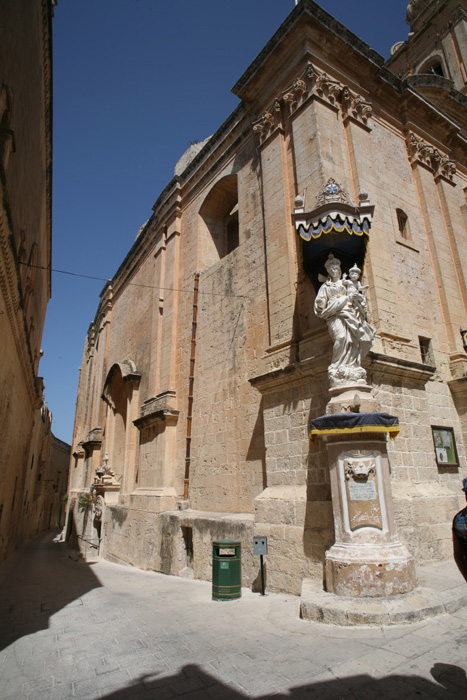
431,426,459,468
253,536,268,555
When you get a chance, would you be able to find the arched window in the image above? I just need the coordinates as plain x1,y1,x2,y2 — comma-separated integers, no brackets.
396,208,410,240
419,58,445,77
198,174,239,267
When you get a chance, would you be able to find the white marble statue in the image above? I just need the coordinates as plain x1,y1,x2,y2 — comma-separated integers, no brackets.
314,254,375,387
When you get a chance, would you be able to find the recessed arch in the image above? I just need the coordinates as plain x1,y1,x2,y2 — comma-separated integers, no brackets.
396,208,410,240
102,359,141,400
101,360,141,488
198,174,239,268
418,56,445,77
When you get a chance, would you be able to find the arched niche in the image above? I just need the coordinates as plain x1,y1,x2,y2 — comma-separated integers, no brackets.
101,360,141,493
418,56,445,78
198,174,239,268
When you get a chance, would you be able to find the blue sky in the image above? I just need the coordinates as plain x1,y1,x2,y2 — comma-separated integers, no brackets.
40,0,409,443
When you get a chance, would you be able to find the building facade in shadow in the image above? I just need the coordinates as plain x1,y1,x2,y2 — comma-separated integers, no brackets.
0,0,59,562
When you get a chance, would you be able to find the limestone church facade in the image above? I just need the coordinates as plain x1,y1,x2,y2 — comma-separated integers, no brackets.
68,0,467,597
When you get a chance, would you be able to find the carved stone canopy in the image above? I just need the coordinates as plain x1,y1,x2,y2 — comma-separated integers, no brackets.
294,179,374,292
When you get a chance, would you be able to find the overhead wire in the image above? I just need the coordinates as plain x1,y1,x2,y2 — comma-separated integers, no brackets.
19,262,250,299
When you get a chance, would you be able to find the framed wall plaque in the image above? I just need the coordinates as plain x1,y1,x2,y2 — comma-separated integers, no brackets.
431,426,459,468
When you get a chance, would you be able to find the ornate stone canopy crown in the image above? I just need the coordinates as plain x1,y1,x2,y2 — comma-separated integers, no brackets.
293,178,375,293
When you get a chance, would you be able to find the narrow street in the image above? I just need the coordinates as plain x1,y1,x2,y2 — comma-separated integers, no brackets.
0,532,467,699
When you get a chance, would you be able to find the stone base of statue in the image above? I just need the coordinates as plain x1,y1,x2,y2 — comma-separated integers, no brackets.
309,409,416,599
326,383,374,414
325,542,416,597
307,252,417,605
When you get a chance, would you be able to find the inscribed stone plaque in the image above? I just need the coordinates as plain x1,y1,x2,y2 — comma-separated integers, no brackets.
344,458,382,531
348,480,377,501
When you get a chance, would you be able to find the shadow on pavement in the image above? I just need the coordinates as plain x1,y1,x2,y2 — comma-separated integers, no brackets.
0,530,102,651
97,662,467,699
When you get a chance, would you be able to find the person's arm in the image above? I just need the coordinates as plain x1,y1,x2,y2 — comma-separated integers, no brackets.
453,530,467,582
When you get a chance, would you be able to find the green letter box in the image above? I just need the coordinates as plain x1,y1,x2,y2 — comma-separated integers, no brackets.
212,539,241,600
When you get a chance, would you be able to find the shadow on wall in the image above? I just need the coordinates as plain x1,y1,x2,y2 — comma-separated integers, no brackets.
0,530,102,652
246,397,266,490
99,662,467,699
303,380,335,565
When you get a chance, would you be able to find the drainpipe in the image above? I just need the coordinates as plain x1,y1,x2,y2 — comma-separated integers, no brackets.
183,272,199,501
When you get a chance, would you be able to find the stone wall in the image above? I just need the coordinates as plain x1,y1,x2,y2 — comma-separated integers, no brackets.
0,0,53,563
67,1,467,596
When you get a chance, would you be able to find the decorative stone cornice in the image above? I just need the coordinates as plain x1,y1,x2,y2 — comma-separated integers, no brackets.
140,389,177,417
252,61,373,145
133,409,179,430
366,351,435,384
406,131,456,183
135,389,179,430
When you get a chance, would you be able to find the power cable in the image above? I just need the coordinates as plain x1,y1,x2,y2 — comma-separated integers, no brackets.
19,262,249,299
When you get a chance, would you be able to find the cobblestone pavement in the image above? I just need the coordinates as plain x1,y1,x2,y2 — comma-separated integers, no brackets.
0,532,467,699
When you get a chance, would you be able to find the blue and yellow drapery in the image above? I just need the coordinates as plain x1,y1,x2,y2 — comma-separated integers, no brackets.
309,411,399,442
297,213,371,242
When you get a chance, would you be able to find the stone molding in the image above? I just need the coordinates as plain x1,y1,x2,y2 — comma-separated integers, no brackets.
83,427,103,446
406,131,457,184
252,61,373,145
367,351,436,384
134,391,179,430
448,374,467,396
40,0,53,299
139,389,177,417
133,409,179,431
86,285,112,357
0,188,40,406
250,348,436,396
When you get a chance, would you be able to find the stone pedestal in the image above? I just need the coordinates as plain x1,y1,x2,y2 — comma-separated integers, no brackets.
323,433,416,597
326,384,374,414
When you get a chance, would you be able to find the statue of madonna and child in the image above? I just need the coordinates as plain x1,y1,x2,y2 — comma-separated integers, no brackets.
314,253,375,388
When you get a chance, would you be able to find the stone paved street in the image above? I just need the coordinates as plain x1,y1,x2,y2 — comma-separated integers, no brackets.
1,532,467,699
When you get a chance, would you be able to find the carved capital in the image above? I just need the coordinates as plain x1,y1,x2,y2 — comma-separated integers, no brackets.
432,151,456,182
315,71,341,106
252,61,373,142
252,106,281,144
406,132,456,182
342,91,373,126
407,132,435,168
282,78,308,115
